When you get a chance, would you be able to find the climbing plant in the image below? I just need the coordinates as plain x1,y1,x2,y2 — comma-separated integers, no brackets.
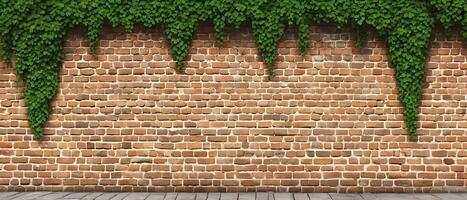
429,0,466,36
0,0,466,140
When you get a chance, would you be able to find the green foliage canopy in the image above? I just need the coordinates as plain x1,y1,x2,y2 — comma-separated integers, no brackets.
0,0,466,140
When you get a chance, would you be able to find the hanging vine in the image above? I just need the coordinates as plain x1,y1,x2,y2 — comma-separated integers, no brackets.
429,0,466,36
0,0,466,140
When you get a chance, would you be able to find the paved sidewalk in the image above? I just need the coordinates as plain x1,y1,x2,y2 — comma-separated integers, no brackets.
0,192,466,200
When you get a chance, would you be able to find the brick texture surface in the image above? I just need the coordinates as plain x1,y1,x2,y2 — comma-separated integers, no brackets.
0,24,465,192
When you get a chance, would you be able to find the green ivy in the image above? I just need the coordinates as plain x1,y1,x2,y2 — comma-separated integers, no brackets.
0,0,465,140
429,0,465,35
252,5,285,79
353,23,368,48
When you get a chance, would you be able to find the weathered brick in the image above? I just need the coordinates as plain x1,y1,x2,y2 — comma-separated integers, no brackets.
0,24,464,193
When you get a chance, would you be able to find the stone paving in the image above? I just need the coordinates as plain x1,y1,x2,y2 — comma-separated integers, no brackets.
1,192,466,200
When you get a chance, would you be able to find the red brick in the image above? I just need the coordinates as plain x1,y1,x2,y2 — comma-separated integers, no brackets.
0,24,464,192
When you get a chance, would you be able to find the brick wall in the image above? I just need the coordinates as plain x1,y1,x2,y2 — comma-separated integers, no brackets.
0,23,465,193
